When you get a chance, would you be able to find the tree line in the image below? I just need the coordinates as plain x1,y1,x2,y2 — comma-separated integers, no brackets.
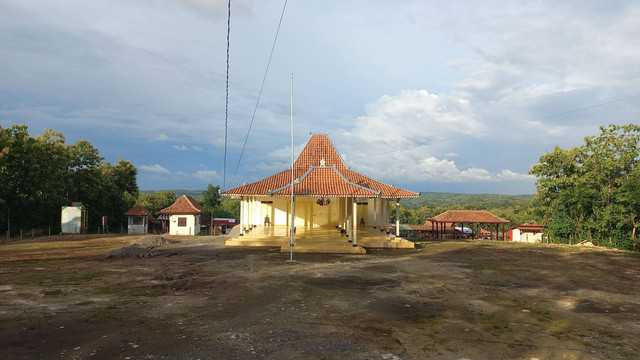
393,202,534,227
136,185,239,219
0,124,138,236
530,124,640,249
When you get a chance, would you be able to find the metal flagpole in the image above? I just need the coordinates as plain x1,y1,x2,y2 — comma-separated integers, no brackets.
288,73,295,263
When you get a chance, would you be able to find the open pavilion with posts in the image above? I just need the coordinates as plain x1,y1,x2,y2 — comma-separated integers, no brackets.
426,210,510,241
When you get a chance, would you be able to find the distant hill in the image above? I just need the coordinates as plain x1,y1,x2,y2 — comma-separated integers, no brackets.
141,190,204,198
401,192,534,209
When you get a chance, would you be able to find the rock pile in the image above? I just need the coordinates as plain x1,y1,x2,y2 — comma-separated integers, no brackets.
131,235,176,248
105,235,177,258
104,246,162,258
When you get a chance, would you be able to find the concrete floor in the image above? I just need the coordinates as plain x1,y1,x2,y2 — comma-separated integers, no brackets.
226,225,414,254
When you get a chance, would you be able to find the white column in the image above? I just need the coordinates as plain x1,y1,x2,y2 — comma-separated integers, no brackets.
244,198,249,231
384,199,389,229
352,198,358,246
253,197,258,227
346,198,351,240
248,197,252,228
344,197,348,230
395,198,400,237
372,198,378,227
253,197,259,227
240,196,242,234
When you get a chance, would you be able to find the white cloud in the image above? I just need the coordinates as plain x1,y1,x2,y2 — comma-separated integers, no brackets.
348,89,484,148
140,164,171,174
150,134,172,142
3,0,640,194
193,170,221,182
496,169,536,182
370,155,532,183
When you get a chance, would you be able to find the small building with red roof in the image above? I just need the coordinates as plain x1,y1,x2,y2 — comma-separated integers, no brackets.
156,195,206,235
124,204,156,234
510,222,545,243
222,134,418,246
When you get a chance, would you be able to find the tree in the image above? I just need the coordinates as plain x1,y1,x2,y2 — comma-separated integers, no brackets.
0,124,139,236
530,124,640,249
215,199,240,219
581,124,640,246
0,125,70,235
137,190,177,215
201,184,222,211
620,171,640,248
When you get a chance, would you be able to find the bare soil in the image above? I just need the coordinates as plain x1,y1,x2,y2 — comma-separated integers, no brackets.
1,235,639,359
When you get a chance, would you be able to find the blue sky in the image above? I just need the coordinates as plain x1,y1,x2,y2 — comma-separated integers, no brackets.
1,0,639,194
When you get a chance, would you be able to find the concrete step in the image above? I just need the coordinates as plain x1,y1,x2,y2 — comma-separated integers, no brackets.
226,239,285,247
359,238,415,249
281,242,367,254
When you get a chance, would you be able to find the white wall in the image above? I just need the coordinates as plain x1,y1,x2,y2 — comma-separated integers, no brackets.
242,196,345,228
127,216,148,234
169,214,200,235
512,228,543,243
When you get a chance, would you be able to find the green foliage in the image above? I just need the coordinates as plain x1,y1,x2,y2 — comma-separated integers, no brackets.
136,190,177,215
201,184,222,210
139,187,240,219
393,194,535,225
214,198,240,219
530,124,640,249
402,192,534,209
0,124,139,236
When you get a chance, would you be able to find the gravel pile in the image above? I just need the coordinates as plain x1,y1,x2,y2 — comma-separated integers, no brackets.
131,235,177,248
105,235,177,258
104,246,162,258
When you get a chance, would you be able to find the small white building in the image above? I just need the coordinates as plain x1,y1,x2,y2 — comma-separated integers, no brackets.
124,205,155,234
157,195,205,236
510,222,545,243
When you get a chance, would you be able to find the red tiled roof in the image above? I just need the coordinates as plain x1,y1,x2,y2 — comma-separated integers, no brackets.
125,205,157,222
223,134,418,199
269,167,379,197
200,216,237,226
157,195,206,215
125,204,153,217
408,223,437,231
426,210,510,224
512,222,544,232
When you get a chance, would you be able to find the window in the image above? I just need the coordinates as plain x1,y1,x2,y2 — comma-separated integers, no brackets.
178,217,187,227
131,216,143,225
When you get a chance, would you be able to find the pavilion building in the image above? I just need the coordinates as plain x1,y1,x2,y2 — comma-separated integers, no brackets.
222,134,418,252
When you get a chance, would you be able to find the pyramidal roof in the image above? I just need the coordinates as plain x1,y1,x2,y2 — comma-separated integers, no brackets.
125,204,154,217
223,134,418,199
157,195,206,214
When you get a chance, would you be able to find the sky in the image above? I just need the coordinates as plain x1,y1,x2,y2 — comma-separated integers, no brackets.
1,0,639,195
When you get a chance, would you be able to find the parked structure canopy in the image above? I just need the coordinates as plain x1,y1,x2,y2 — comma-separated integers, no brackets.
427,210,510,240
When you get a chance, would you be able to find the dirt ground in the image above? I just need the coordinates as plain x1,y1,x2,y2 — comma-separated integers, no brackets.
1,234,639,360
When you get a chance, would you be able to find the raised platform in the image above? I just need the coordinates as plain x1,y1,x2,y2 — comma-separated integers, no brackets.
225,226,414,254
